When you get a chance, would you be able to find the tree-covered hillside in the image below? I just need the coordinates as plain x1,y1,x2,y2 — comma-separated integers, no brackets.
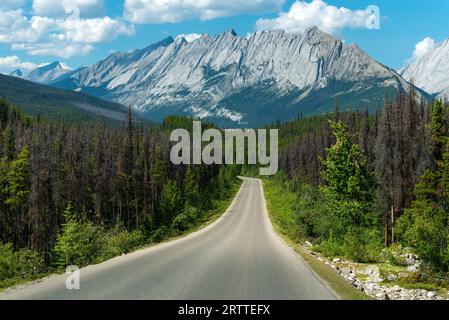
0,74,148,125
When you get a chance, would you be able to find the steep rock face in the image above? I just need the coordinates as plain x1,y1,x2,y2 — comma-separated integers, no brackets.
52,28,419,127
9,69,23,78
400,39,449,98
26,61,71,84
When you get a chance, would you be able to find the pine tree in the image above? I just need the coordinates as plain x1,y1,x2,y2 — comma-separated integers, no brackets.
398,138,449,271
430,100,447,167
183,166,199,208
159,180,181,225
4,147,31,247
375,98,394,245
321,121,376,205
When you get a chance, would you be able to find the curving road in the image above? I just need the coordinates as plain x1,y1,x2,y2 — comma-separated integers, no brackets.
1,177,337,300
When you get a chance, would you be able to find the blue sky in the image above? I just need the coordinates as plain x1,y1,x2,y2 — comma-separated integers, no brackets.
1,0,448,73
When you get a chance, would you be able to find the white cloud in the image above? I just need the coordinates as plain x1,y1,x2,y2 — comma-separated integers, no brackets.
0,7,134,58
12,43,93,59
32,0,105,18
0,10,35,42
176,33,202,43
124,0,284,24
0,55,44,74
411,37,435,62
256,0,374,34
58,16,135,43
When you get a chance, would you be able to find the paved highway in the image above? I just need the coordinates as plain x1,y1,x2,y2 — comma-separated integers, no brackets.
1,177,337,300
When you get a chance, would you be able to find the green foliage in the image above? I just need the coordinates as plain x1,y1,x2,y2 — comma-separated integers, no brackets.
172,207,200,232
318,121,378,242
398,170,449,271
53,204,102,268
267,121,382,263
321,121,376,204
342,227,383,262
99,228,145,261
152,226,170,243
159,180,181,225
3,147,31,209
0,74,133,124
183,167,199,208
397,102,449,272
0,242,43,287
430,100,447,161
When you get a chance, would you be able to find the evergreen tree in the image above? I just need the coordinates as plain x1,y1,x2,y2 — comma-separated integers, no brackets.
398,138,449,271
321,121,376,205
183,166,199,208
162,180,181,224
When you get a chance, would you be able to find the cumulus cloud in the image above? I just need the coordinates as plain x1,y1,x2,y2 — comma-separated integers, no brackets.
411,37,435,62
12,43,93,59
0,55,44,74
256,0,376,34
32,0,105,18
176,33,202,43
124,0,284,24
0,6,134,58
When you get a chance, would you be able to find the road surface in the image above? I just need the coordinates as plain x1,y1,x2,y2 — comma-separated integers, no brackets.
1,177,337,300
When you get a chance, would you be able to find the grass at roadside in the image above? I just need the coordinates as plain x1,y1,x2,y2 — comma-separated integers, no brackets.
262,178,370,300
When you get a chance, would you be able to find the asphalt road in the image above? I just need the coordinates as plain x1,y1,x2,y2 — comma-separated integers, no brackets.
1,177,337,300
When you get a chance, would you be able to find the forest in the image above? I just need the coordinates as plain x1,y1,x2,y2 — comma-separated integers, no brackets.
0,100,239,287
272,83,449,276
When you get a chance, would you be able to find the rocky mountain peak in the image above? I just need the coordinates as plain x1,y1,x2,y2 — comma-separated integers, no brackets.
9,69,23,77
45,28,421,127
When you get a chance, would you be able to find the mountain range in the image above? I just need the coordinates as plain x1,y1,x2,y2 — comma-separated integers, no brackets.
400,38,449,99
4,27,443,127
8,61,71,84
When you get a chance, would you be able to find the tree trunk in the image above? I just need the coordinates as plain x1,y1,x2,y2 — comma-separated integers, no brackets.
391,204,395,244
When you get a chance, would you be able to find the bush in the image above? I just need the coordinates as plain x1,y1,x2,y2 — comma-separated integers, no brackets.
342,227,382,263
53,219,103,269
100,229,144,261
0,242,43,287
152,226,170,243
172,207,200,232
316,228,382,263
315,237,345,258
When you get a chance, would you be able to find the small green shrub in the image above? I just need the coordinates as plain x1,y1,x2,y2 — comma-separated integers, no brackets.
343,227,382,263
316,228,382,263
99,229,144,261
315,237,345,258
53,219,103,268
152,226,170,243
0,242,43,287
172,207,200,232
